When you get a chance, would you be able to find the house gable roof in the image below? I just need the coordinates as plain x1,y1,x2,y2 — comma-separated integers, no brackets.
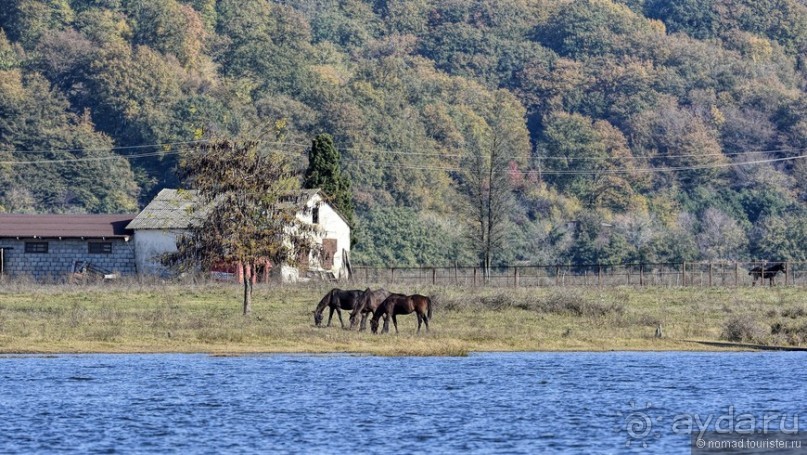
0,214,136,239
127,188,350,230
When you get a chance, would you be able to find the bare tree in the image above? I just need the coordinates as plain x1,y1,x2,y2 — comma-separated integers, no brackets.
167,139,318,315
697,207,748,261
457,91,530,279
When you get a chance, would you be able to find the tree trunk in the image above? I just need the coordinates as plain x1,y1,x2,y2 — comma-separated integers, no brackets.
242,262,252,315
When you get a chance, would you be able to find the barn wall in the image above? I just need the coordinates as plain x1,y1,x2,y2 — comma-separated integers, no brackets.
0,238,135,280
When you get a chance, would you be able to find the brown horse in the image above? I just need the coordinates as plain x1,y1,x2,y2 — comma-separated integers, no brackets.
749,262,787,287
349,288,391,331
370,293,432,334
313,288,364,328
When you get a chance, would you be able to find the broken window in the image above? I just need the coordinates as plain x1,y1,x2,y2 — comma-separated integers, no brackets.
322,238,337,269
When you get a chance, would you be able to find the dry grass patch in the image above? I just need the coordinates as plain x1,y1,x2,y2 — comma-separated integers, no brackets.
0,282,803,354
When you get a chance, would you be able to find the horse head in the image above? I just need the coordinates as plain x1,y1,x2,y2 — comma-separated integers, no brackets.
313,310,323,327
370,316,380,334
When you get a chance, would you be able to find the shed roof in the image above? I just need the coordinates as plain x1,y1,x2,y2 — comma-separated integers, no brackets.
0,214,136,239
125,189,201,230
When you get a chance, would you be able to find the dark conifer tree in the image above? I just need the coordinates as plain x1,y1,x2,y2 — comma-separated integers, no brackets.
304,133,355,228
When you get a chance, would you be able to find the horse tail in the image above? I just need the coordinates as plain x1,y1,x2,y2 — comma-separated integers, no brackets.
427,297,433,320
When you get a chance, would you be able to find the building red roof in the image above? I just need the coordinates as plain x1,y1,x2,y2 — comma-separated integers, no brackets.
0,214,137,239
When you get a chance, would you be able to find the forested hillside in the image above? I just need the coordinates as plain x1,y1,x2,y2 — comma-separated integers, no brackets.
2,0,807,266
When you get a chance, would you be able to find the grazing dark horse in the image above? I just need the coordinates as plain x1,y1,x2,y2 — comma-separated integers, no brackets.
370,293,432,334
313,288,364,328
749,262,787,287
349,288,391,331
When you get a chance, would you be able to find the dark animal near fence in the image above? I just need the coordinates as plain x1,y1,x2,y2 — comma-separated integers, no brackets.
349,288,391,331
748,262,787,287
313,288,364,328
370,293,432,334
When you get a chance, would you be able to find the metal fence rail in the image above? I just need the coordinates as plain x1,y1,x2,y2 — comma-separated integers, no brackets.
351,262,807,287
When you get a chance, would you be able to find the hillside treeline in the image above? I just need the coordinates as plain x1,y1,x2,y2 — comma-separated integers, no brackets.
1,0,807,266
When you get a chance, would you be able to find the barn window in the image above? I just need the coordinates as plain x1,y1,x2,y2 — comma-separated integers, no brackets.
312,206,320,224
88,242,112,254
25,242,48,254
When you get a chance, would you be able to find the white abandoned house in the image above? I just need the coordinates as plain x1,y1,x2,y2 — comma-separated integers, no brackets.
126,188,351,282
0,214,137,280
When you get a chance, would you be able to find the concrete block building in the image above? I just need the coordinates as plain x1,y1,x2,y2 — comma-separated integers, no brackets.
0,214,137,280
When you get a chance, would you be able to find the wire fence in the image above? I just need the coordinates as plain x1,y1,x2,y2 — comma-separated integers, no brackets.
351,262,807,288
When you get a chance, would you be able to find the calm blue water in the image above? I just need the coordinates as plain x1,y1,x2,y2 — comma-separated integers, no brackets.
0,352,804,454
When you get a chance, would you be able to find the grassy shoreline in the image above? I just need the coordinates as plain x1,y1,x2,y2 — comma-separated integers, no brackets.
0,283,804,356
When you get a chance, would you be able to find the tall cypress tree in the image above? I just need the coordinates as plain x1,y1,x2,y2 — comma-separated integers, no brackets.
303,133,355,228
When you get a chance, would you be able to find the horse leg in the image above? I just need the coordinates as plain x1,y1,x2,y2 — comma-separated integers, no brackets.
417,313,423,334
392,314,399,334
327,307,335,327
382,313,390,334
422,312,430,332
336,308,345,328
360,313,368,331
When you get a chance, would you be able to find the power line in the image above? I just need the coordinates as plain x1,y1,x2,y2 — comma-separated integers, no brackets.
1,140,212,155
353,153,807,175
2,138,805,175
534,147,804,161
0,150,181,165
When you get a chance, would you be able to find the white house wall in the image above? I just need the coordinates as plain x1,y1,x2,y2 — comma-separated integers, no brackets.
131,193,350,282
298,194,351,279
133,229,180,276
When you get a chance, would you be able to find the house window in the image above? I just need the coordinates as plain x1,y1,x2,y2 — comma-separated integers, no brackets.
312,206,320,224
25,242,48,254
88,242,112,254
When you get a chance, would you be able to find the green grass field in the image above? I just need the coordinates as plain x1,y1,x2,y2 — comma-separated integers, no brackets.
0,282,805,355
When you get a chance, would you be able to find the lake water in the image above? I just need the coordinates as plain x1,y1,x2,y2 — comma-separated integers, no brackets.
0,352,805,454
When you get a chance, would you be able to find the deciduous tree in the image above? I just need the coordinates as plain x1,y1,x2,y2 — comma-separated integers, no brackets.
456,90,530,278
168,139,318,315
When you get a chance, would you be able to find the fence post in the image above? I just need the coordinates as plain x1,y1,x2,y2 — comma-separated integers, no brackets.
473,267,477,287
786,261,790,286
391,267,395,284
514,266,519,288
556,266,560,286
598,264,602,287
791,262,795,286
708,262,713,287
734,262,738,287
682,262,686,287
639,264,644,287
